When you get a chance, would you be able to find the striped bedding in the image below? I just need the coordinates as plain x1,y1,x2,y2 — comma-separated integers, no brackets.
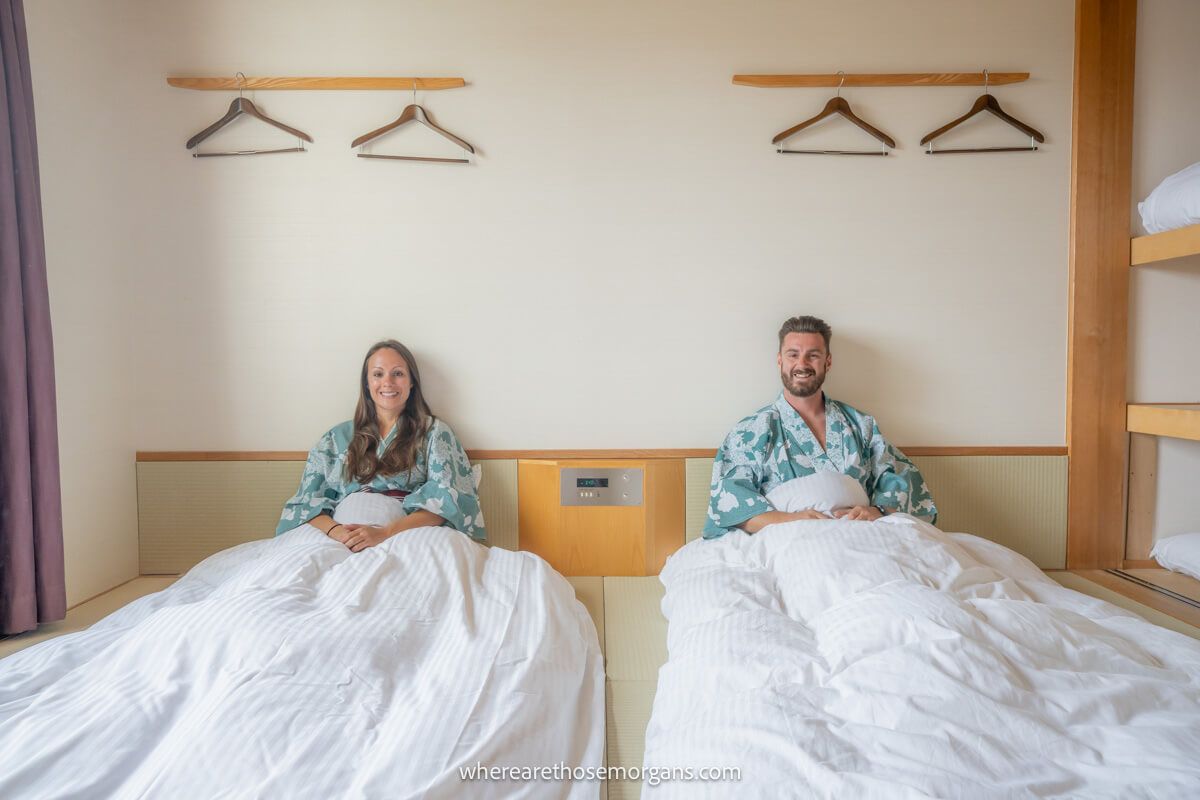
0,524,604,798
643,515,1200,798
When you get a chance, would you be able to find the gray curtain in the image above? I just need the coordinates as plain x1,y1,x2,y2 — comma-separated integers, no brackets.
1,0,65,635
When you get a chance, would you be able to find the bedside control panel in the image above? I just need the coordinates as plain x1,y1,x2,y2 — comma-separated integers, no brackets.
560,467,644,507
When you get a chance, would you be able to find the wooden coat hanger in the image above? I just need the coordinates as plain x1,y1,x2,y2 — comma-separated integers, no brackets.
351,81,475,163
772,72,896,156
186,74,313,157
920,70,1045,154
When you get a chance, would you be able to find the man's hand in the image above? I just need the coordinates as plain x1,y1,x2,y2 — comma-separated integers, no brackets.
832,505,883,521
740,509,830,533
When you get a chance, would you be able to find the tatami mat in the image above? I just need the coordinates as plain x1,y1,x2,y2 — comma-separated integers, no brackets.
600,577,667,798
1048,571,1200,639
602,577,668,681
0,576,177,660
684,458,713,544
565,576,605,656
606,679,657,800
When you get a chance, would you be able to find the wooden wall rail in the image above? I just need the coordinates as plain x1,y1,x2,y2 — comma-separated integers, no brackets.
135,446,1067,462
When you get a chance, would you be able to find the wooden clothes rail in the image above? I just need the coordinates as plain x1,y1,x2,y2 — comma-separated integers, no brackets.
733,72,1029,88
167,77,466,91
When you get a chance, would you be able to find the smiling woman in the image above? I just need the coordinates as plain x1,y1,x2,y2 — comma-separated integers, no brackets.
274,339,486,546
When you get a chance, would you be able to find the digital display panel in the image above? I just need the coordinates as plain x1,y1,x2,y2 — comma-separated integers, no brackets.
576,478,609,488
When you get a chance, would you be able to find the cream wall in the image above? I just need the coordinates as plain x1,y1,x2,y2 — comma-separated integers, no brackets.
1130,0,1200,541
26,0,1074,601
25,6,147,605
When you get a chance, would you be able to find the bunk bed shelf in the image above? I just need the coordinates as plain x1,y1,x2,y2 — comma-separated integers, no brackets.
1130,223,1200,266
1127,404,1200,441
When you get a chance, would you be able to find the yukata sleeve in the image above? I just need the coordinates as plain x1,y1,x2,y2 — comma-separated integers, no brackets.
703,425,774,539
864,420,938,524
276,431,343,536
402,421,487,542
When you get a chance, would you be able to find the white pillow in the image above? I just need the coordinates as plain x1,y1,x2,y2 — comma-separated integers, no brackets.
765,472,869,514
1138,161,1200,234
1150,532,1200,582
332,491,408,528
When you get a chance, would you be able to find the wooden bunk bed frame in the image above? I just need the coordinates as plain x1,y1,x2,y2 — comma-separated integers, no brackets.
1068,0,1200,621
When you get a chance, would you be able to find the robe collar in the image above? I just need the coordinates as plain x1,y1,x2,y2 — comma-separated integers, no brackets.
376,418,401,453
773,390,828,422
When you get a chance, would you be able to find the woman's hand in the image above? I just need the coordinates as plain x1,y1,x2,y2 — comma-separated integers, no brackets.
832,505,883,521
326,523,352,544
340,524,392,553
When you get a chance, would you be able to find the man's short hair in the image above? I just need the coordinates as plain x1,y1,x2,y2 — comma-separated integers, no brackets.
778,315,832,351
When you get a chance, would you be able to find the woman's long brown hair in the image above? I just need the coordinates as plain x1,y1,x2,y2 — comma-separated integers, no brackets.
344,340,434,483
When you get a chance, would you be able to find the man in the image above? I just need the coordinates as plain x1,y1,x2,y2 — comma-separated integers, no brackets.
704,315,937,538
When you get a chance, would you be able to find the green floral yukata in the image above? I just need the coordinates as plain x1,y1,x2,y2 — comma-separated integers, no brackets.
704,393,937,538
276,418,486,542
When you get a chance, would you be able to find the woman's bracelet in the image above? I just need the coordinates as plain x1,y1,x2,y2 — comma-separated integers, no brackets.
327,523,342,537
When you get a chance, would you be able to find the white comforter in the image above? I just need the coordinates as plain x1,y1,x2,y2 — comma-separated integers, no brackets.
643,516,1200,798
0,526,604,799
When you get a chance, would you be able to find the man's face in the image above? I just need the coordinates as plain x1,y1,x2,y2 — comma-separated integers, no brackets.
778,332,831,398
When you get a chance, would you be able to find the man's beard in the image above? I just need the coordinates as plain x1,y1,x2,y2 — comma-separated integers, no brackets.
781,368,825,398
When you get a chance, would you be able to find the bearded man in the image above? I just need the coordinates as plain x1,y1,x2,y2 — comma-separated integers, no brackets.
703,315,937,538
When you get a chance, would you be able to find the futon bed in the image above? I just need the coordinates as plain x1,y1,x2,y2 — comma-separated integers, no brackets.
642,505,1200,797
0,493,605,798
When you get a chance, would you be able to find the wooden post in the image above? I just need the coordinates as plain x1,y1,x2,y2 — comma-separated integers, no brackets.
1066,0,1137,568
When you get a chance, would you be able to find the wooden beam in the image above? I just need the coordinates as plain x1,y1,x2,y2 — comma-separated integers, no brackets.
1066,0,1137,569
732,72,1029,88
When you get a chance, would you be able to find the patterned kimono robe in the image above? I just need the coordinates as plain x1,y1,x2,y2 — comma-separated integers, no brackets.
276,418,486,542
704,393,937,538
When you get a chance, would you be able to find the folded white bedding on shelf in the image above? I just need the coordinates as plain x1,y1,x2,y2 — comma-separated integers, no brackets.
644,512,1200,798
1139,160,1200,234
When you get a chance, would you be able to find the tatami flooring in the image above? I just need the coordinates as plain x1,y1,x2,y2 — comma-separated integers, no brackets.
3,570,1197,800
0,576,178,660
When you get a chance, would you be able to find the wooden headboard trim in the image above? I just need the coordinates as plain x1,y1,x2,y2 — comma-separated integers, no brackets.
136,446,1067,462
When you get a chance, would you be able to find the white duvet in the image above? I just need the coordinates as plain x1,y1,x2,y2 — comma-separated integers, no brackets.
643,515,1200,798
0,520,604,798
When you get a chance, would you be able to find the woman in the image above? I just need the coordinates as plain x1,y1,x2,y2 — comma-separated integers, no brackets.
276,340,485,548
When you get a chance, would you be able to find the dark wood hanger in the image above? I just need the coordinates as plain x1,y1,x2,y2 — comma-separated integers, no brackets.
186,97,313,156
920,73,1044,154
351,102,475,163
772,95,896,155
771,72,895,156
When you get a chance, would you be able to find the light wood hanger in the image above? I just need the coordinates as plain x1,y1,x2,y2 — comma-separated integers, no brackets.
186,74,312,157
772,72,896,156
351,81,475,163
920,70,1045,154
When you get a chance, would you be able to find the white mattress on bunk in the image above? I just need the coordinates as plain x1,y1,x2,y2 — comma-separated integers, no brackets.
644,515,1200,798
0,525,604,799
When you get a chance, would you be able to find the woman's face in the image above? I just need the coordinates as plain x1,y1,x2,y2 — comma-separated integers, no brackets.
366,348,412,418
